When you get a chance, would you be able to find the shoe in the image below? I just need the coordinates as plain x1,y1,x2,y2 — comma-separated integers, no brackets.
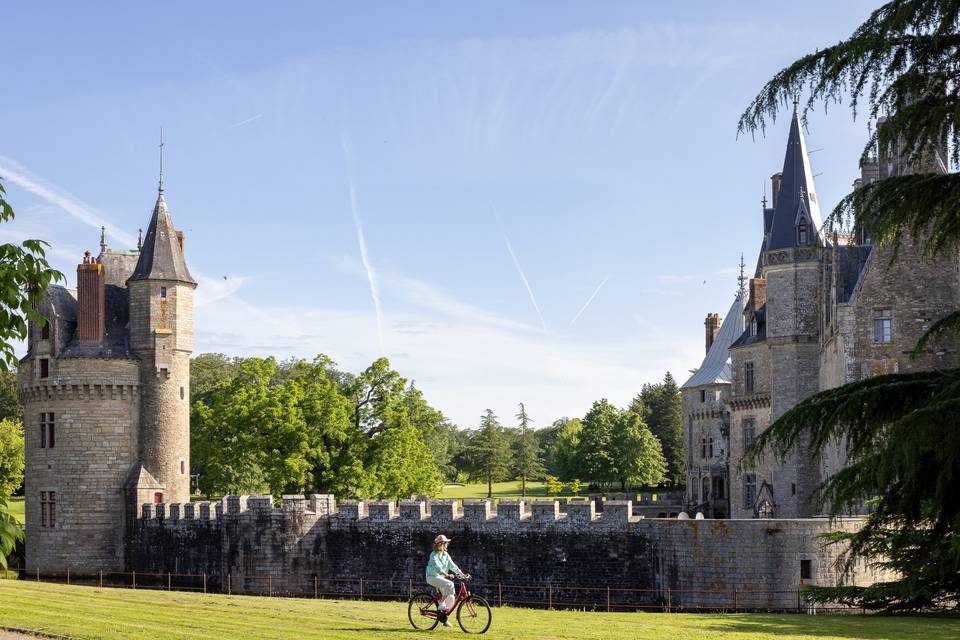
442,620,453,628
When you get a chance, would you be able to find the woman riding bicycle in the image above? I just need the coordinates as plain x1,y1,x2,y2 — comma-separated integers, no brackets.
425,534,468,627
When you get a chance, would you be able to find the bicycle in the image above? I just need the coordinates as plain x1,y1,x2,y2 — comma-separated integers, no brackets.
407,574,492,634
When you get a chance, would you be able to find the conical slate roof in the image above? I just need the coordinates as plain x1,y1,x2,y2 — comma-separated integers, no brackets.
767,109,823,250
681,295,745,389
128,189,195,285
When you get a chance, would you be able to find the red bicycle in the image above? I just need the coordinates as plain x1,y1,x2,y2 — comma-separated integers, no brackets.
407,574,492,634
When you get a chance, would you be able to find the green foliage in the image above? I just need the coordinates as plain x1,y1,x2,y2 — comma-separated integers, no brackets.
0,419,24,499
578,399,620,487
610,412,667,491
551,417,582,481
0,179,64,370
0,370,22,424
512,403,544,497
465,410,513,498
0,495,23,571
737,0,960,611
191,354,443,500
630,372,684,487
544,475,563,496
570,478,581,496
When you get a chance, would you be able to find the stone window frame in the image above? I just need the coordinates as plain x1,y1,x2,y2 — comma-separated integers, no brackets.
39,358,49,379
40,320,50,340
39,412,55,449
744,361,755,394
700,438,707,460
743,473,757,510
743,418,756,449
699,389,706,403
797,221,808,245
873,308,893,344
160,286,167,299
708,437,714,458
39,489,57,529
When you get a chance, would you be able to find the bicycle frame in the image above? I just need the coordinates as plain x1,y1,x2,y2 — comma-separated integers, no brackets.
422,579,470,619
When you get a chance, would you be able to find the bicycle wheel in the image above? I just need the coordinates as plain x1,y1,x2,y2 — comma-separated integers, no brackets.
457,595,492,634
408,592,440,631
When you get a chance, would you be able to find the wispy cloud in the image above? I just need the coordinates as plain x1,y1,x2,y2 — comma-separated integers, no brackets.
0,154,138,247
229,114,263,129
340,130,386,355
503,236,546,332
570,275,610,325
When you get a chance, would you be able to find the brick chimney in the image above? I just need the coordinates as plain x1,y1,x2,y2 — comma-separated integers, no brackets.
704,313,721,354
77,250,105,342
749,278,767,312
770,172,783,209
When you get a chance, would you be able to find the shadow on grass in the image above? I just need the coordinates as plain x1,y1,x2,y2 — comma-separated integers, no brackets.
700,613,960,640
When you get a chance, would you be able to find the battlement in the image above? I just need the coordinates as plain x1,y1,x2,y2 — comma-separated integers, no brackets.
139,495,645,528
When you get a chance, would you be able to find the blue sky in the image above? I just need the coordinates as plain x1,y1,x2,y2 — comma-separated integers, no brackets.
1,1,880,428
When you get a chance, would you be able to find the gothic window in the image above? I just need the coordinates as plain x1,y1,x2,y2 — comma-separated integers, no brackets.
40,491,56,528
701,438,706,460
757,499,775,519
798,221,808,245
873,308,892,343
39,412,55,449
751,317,757,336
743,474,757,509
743,418,756,448
39,358,49,379
708,438,714,458
744,362,755,394
41,321,50,340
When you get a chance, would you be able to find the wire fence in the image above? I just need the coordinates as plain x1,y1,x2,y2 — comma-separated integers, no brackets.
2,564,866,615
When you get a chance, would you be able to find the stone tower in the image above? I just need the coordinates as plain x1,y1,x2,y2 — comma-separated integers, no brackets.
126,176,196,510
760,106,824,517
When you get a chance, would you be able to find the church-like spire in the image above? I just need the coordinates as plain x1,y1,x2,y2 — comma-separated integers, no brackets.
128,139,196,286
766,105,824,250
737,254,747,301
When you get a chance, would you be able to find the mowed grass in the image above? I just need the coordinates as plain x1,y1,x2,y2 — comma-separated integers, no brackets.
1,581,957,640
6,496,24,523
437,481,580,501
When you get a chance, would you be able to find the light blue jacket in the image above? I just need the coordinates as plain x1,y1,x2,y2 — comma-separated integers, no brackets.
425,550,462,579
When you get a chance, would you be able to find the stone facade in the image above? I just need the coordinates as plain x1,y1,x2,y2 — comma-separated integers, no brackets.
18,181,195,572
130,495,890,610
687,110,960,520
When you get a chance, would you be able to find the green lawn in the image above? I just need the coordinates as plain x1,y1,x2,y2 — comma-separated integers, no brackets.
0,581,956,640
7,496,24,523
435,481,672,502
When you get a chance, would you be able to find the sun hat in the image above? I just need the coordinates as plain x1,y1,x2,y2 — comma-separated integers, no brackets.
434,534,452,544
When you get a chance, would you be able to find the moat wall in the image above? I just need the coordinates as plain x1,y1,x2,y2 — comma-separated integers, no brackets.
128,495,887,610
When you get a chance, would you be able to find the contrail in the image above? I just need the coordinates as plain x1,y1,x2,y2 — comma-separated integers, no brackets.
0,154,138,247
229,114,263,129
340,131,386,355
570,275,610,325
503,236,547,332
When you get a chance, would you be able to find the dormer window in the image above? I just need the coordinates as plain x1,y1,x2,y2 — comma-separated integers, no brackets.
751,317,758,336
797,221,808,245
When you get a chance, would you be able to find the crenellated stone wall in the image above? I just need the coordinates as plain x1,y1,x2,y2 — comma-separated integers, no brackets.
128,494,889,610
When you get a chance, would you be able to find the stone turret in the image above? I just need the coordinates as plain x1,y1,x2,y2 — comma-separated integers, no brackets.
126,179,196,509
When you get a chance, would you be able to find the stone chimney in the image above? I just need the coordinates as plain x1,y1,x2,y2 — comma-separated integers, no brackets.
770,172,782,209
704,313,721,354
749,278,767,312
77,250,105,342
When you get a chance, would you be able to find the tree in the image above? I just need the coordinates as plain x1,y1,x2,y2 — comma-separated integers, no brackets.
631,372,685,487
512,403,544,497
0,178,64,371
465,410,513,498
347,357,406,435
545,475,563,497
551,418,582,481
0,419,24,499
190,353,244,402
0,370,22,424
577,400,620,488
739,0,960,611
570,479,582,496
610,412,667,491
366,405,442,501
0,495,22,571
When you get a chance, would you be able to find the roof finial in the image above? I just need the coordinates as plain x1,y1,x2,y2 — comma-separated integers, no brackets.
158,127,164,194
762,179,768,209
793,94,799,112
100,225,107,254
137,227,143,250
737,253,747,301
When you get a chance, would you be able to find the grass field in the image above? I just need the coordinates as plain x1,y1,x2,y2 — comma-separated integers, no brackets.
435,481,674,502
1,581,955,640
7,496,24,523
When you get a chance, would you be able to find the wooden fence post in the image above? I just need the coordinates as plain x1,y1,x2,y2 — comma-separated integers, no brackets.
167,572,171,591
228,574,232,595
66,568,70,585
267,575,272,597
359,577,363,601
314,575,318,599
36,567,40,582
667,587,671,613
132,571,136,590
548,585,552,609
607,586,611,612
99,570,103,589
497,583,502,608
203,573,207,594
408,578,412,598
733,589,738,612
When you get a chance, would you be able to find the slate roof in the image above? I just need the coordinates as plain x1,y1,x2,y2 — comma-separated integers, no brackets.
682,295,745,389
60,284,133,359
128,189,195,285
731,304,766,348
833,244,873,304
767,109,824,250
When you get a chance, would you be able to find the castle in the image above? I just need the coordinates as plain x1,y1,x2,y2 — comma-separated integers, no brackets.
18,173,194,571
681,107,960,519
